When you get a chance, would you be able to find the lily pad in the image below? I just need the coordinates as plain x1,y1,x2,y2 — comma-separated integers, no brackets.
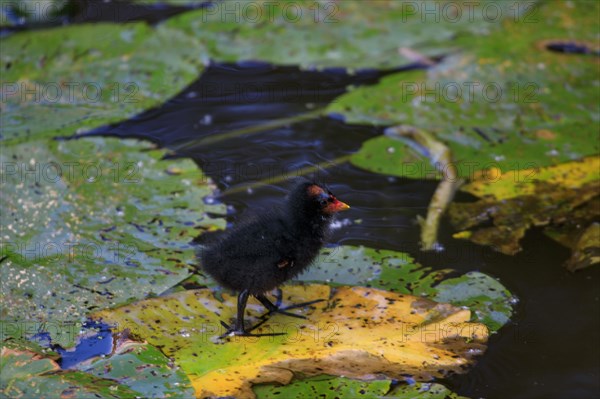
94,284,488,399
74,339,194,398
0,22,206,143
130,0,204,4
0,346,139,398
0,0,71,28
460,156,600,200
253,376,469,399
254,376,391,399
431,272,513,331
298,246,448,295
449,157,600,259
0,137,226,347
327,1,599,179
164,0,523,70
299,245,514,331
560,223,600,272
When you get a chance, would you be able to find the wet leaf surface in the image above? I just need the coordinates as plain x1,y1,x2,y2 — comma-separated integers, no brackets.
0,346,139,398
460,156,600,200
449,157,600,261
546,222,600,272
95,284,488,399
164,0,520,70
253,375,392,399
563,223,600,272
0,0,71,28
1,23,206,143
74,339,194,398
328,1,599,179
0,137,226,347
301,245,514,331
253,376,469,399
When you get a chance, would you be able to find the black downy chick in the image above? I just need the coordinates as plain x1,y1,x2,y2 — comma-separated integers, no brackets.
199,181,350,337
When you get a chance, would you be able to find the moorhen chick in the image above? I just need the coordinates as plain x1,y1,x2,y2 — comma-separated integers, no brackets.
199,181,350,337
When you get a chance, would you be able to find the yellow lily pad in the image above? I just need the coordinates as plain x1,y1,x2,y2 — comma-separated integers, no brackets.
449,156,600,262
94,284,488,399
547,222,600,272
462,156,600,200
566,223,600,271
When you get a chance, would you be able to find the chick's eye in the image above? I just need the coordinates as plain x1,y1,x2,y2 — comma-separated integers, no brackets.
319,199,328,206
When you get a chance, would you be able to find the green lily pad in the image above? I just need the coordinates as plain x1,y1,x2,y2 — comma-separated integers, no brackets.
0,346,139,398
390,382,469,399
298,245,448,295
254,375,391,399
131,0,205,4
0,0,71,28
0,22,206,143
164,0,523,70
299,245,513,331
431,272,513,332
0,137,226,347
327,1,599,178
254,376,469,399
74,339,194,398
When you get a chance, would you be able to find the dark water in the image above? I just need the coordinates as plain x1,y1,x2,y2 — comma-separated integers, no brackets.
81,62,600,399
30,320,114,369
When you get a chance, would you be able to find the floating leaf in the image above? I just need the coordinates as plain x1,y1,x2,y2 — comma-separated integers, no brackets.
164,0,522,70
461,156,600,200
449,157,600,259
0,0,71,28
300,245,513,332
0,23,206,143
388,382,470,399
546,222,600,272
298,246,447,294
253,375,469,399
0,346,138,398
95,284,489,399
74,339,194,398
327,1,599,179
563,223,600,272
0,137,226,347
254,375,391,399
431,272,513,332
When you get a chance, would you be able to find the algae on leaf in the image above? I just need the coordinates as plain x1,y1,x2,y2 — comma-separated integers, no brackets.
95,284,488,399
0,23,207,143
0,137,226,347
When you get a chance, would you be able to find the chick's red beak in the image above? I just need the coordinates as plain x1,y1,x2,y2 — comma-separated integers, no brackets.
325,198,350,213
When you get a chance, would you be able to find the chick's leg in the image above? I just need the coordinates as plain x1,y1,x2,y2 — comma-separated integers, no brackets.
255,288,324,320
218,289,285,339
